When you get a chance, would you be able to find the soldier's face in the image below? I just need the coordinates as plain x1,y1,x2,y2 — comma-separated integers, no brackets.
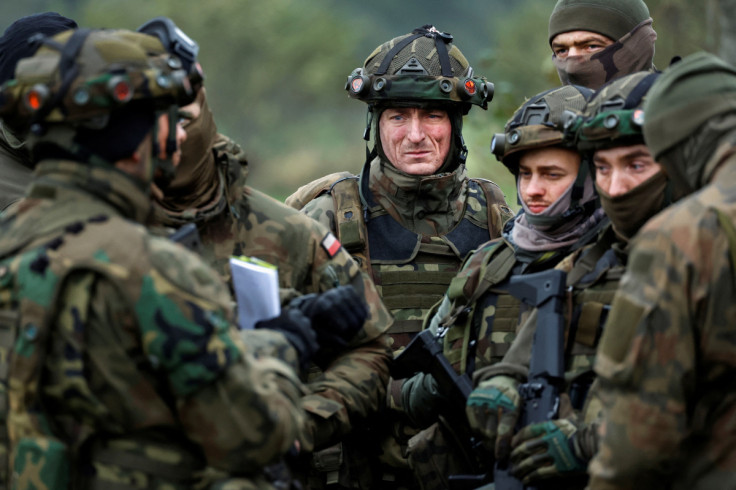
379,107,451,175
551,31,615,59
518,147,581,214
593,144,662,197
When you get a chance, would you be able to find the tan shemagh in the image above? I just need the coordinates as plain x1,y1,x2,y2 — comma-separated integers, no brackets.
160,88,219,212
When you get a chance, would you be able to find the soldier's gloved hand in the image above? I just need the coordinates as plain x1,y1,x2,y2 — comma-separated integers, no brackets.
465,375,521,461
290,286,368,366
509,419,586,484
255,307,318,371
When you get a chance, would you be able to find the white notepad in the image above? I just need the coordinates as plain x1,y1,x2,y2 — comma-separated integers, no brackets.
229,256,281,330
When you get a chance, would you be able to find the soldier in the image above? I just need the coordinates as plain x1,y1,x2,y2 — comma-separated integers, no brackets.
548,0,657,89
137,17,393,488
394,84,607,490
0,12,77,210
464,71,671,488
285,24,512,487
588,52,736,489
0,28,318,489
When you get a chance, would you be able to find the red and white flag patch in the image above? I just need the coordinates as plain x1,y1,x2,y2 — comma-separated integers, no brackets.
321,232,342,258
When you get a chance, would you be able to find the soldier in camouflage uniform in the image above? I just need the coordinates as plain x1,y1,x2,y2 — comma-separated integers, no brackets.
463,71,672,488
0,12,77,211
588,52,736,490
285,25,511,488
137,17,393,489
548,0,657,89
394,84,608,489
0,28,316,489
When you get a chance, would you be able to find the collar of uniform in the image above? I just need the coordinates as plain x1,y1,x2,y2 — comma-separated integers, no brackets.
367,156,468,235
31,159,152,224
151,167,228,227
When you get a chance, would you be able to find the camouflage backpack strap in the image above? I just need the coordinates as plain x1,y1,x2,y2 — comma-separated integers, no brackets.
284,171,354,210
328,176,368,257
470,178,514,239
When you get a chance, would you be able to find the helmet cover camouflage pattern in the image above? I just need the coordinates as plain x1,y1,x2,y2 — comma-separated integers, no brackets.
0,28,199,135
491,84,592,174
570,71,659,152
345,25,493,114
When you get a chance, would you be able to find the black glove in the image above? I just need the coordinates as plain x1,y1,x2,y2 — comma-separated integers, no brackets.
255,307,318,371
290,286,368,365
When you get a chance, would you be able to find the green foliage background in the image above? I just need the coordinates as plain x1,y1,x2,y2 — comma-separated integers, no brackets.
0,0,728,206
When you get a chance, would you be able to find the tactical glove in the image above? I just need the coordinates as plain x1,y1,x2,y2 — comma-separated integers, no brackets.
255,307,318,371
509,419,586,484
290,286,368,366
465,375,521,460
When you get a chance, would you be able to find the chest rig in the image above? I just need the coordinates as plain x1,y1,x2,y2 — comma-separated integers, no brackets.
323,168,500,350
562,227,626,409
436,240,522,376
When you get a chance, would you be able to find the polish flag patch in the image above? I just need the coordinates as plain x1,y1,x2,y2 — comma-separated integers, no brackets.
321,233,342,258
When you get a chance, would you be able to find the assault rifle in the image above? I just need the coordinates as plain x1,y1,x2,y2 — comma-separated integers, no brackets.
493,269,568,490
392,328,491,489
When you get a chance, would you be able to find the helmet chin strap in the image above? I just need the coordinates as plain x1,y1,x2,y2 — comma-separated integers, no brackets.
151,105,179,189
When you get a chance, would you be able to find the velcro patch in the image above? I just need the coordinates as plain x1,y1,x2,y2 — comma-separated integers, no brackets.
321,233,342,258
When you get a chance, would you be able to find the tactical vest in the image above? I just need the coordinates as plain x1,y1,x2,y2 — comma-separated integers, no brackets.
325,171,503,349
0,201,207,490
437,240,523,376
563,227,625,411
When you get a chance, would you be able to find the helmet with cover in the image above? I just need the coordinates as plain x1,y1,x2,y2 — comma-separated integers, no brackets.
570,71,659,152
0,28,199,186
491,84,592,175
346,25,493,170
347,24,493,113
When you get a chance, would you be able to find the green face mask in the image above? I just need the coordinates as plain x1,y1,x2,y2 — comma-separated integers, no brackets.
596,169,668,240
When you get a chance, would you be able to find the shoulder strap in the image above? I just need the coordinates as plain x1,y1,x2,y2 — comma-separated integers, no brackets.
328,177,365,252
566,226,618,286
470,178,513,239
284,171,354,210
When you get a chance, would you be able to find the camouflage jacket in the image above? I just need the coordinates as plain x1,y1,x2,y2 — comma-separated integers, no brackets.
0,159,306,488
290,156,513,349
589,154,736,489
154,134,393,454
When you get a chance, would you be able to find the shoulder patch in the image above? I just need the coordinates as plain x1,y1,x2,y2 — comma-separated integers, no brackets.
321,232,342,258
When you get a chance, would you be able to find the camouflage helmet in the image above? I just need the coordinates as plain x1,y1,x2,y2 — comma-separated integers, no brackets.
345,25,493,115
0,28,198,136
569,71,660,152
491,84,592,175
